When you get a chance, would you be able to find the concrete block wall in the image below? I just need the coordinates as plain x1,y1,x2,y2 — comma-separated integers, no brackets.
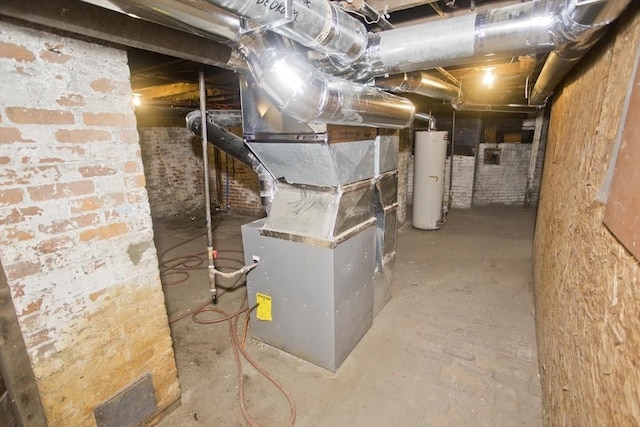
138,127,205,218
0,22,179,425
473,143,532,205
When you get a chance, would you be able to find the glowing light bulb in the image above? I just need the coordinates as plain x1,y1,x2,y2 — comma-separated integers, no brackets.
132,93,141,106
483,68,495,87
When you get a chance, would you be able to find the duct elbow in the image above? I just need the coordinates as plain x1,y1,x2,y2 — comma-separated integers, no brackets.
242,32,415,129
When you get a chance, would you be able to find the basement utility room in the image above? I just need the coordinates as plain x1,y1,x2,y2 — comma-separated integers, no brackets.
0,1,639,426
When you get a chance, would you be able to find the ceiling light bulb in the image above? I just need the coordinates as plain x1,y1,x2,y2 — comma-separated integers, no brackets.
483,68,495,86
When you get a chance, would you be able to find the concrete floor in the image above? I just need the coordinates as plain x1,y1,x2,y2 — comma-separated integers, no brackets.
155,206,542,427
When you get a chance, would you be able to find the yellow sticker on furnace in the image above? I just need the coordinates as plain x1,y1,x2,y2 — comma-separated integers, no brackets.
256,293,272,321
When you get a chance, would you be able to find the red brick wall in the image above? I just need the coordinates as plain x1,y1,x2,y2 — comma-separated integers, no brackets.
216,151,263,216
137,125,263,218
0,21,179,425
137,126,206,218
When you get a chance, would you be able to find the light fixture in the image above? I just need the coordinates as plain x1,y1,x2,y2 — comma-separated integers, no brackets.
132,93,141,106
482,68,495,88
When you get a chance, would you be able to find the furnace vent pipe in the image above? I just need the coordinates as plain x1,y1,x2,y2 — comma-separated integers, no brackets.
239,32,415,128
186,110,276,212
529,0,631,104
375,71,461,103
204,0,368,64
415,113,437,131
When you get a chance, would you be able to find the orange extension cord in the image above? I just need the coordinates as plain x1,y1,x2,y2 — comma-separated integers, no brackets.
158,231,296,427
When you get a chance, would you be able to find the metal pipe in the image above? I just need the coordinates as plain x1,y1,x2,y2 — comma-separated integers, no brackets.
375,71,461,102
204,0,368,64
198,71,217,304
529,0,632,104
87,0,241,42
524,109,545,206
186,110,277,213
239,31,415,128
415,113,437,131
452,102,544,114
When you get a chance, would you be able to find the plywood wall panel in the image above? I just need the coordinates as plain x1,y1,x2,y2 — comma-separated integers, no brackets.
533,6,640,426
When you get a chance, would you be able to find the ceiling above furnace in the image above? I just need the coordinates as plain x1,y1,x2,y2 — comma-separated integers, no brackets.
126,0,538,112
9,0,620,122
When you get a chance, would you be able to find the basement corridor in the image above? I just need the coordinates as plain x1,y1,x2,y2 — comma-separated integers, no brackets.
156,206,542,426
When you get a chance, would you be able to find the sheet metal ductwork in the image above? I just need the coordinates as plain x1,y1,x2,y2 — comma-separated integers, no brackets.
85,0,631,114
238,31,415,129
204,0,368,64
374,71,461,103
94,0,241,42
529,0,631,104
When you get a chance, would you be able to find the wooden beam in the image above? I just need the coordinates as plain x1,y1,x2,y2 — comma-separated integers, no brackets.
136,82,200,99
0,0,233,68
0,261,47,427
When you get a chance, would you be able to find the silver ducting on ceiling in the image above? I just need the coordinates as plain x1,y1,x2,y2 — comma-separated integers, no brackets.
529,0,632,104
238,31,415,129
375,71,461,103
206,0,368,63
87,0,630,114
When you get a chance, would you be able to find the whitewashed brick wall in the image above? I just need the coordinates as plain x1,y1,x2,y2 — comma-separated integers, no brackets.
473,143,532,205
444,155,475,209
0,22,179,426
408,154,475,209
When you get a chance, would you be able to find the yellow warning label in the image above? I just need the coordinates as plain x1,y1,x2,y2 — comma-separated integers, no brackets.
256,293,272,321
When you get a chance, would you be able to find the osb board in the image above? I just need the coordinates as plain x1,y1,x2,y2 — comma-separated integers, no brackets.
604,61,640,260
327,125,377,143
533,6,640,426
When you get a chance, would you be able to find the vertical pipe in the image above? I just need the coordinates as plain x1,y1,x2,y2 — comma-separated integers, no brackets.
524,110,545,206
448,109,455,210
199,70,217,303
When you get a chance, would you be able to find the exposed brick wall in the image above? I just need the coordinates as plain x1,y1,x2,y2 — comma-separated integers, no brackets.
137,125,263,218
473,143,532,205
137,127,206,218
218,151,263,216
0,22,179,426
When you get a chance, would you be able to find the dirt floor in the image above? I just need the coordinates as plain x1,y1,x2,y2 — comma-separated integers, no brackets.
155,206,542,427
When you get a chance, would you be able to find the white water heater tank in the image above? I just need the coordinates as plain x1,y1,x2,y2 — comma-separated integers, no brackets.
412,130,448,230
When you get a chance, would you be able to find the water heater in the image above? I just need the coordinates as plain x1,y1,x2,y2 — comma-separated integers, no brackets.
412,130,448,230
